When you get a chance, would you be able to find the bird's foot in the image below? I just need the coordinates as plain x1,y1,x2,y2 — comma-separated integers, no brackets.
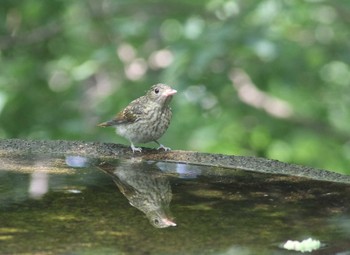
131,144,142,153
157,144,171,151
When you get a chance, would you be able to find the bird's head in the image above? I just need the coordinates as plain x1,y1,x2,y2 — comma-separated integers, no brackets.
148,210,177,228
146,84,177,107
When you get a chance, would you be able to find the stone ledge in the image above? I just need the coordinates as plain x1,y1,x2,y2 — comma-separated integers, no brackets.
1,138,349,184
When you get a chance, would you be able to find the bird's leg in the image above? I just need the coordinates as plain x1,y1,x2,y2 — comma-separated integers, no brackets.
130,142,142,153
154,141,171,151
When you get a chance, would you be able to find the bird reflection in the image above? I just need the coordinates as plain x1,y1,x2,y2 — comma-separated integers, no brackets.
98,158,176,228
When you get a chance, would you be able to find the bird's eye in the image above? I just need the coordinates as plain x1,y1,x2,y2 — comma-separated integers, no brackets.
154,88,160,94
154,219,160,225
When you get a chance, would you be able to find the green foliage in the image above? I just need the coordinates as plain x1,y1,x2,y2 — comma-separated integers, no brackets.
1,0,350,173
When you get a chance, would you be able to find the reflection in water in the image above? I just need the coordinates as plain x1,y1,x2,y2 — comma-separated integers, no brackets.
65,156,91,168
98,158,176,228
29,171,49,199
2,153,350,254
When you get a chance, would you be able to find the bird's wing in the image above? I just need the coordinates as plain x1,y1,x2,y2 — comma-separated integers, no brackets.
99,97,146,126
116,100,145,123
113,177,138,198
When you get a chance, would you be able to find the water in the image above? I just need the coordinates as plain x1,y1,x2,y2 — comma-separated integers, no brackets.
1,154,350,254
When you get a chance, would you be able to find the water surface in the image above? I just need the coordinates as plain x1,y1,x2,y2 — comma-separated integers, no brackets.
1,154,350,254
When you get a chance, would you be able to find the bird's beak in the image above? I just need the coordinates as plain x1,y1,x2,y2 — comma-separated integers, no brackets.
164,88,177,97
162,218,177,227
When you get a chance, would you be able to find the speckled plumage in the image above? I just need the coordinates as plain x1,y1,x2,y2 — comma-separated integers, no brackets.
98,159,176,228
98,84,176,152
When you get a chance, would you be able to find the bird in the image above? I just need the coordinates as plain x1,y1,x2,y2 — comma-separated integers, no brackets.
98,83,177,153
97,159,177,228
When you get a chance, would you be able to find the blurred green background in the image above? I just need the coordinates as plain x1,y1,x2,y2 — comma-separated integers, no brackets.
1,0,349,173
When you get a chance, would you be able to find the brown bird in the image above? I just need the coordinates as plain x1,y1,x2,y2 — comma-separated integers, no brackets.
98,159,176,228
98,84,177,153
